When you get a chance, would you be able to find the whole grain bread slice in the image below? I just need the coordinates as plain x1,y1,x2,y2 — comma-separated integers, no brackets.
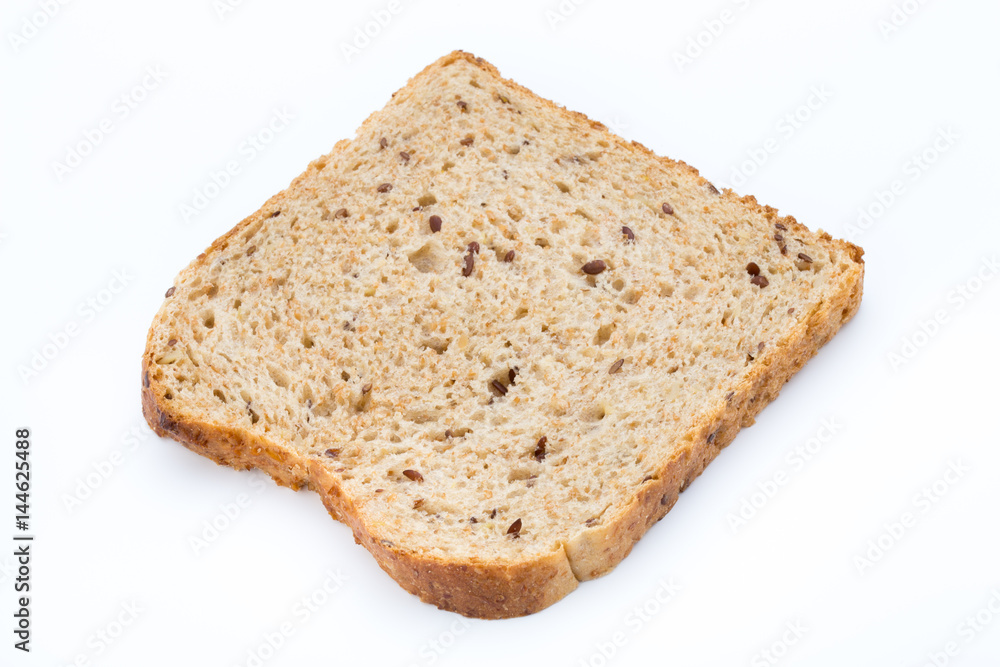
142,51,864,618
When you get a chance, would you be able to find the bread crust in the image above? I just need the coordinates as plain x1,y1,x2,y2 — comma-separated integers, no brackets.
141,51,864,618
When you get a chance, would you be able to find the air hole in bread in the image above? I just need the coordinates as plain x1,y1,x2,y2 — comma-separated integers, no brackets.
154,350,182,365
243,221,264,241
683,285,702,301
405,408,439,424
584,404,606,422
407,242,447,274
352,391,372,413
188,282,218,301
268,365,290,389
313,398,336,418
507,467,533,482
271,273,289,292
594,323,614,346
421,338,450,354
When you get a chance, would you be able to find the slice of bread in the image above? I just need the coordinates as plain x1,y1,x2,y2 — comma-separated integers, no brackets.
142,51,864,618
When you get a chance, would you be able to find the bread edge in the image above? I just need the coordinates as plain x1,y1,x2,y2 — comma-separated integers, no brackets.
140,50,865,618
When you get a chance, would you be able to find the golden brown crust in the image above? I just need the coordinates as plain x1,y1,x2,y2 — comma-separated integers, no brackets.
565,259,864,579
141,357,578,618
141,50,864,618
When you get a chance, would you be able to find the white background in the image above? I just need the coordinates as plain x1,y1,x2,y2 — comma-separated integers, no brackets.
2,0,999,665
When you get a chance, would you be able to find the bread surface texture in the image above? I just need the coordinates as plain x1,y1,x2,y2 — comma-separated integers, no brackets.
142,51,864,618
